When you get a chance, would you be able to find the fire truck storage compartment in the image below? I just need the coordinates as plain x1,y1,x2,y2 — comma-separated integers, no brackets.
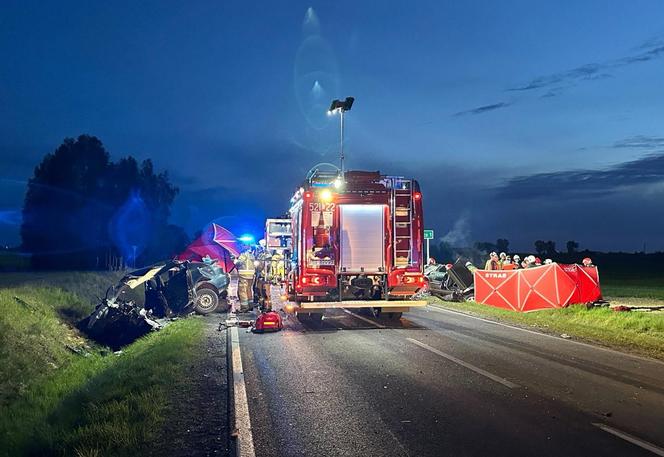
339,204,385,273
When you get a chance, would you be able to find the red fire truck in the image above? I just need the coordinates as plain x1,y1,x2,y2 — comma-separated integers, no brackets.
286,169,427,320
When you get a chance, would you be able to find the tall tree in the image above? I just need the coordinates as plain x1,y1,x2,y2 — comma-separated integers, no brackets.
544,240,557,257
22,135,186,269
534,240,546,256
566,240,579,254
22,136,112,268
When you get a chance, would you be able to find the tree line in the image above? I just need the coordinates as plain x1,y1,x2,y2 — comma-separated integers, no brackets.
21,135,188,270
472,239,581,257
431,238,583,265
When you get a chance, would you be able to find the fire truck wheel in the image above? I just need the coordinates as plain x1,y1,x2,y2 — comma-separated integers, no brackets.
194,287,220,314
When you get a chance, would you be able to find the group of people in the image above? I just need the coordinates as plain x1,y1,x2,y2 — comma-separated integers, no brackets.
233,239,287,312
482,252,594,271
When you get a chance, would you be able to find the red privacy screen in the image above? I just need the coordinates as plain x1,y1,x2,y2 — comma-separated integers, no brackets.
473,264,602,312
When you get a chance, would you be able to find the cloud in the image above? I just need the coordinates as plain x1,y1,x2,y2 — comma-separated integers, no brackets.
613,135,664,149
635,36,664,51
495,152,664,200
454,35,662,114
510,36,664,93
454,102,512,116
510,63,602,91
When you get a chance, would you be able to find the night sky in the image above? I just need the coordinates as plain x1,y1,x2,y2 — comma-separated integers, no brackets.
2,1,664,252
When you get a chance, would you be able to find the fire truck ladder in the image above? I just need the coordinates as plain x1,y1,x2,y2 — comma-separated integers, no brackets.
391,180,414,267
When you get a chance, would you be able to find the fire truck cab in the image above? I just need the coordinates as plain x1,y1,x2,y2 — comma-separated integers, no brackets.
286,169,427,319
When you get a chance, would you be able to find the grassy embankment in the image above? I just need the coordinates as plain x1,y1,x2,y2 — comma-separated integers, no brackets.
0,273,206,457
429,278,664,360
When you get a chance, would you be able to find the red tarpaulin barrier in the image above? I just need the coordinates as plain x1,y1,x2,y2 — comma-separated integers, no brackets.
559,264,603,303
176,224,241,272
473,263,602,312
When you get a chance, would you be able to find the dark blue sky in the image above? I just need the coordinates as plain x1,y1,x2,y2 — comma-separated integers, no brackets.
2,1,664,251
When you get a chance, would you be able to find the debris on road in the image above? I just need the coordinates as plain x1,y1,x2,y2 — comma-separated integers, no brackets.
217,313,254,330
560,333,572,339
611,304,664,312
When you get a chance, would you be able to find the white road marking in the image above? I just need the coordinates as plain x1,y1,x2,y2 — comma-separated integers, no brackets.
425,305,664,366
406,337,520,389
592,423,664,456
230,326,256,457
342,309,387,329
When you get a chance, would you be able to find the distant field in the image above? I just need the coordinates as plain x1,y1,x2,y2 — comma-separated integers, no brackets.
601,277,664,301
0,270,125,305
0,252,30,271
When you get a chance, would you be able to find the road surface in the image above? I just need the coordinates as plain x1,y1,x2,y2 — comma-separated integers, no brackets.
232,296,664,457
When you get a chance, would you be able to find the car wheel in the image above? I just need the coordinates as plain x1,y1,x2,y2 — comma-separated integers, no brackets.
194,287,219,314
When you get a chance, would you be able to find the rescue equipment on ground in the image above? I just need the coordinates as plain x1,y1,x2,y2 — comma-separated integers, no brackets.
252,310,284,332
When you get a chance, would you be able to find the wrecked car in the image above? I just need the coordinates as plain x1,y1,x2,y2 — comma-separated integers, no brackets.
80,259,230,347
426,258,475,302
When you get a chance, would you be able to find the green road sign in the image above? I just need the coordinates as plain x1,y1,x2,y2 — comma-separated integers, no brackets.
424,229,434,240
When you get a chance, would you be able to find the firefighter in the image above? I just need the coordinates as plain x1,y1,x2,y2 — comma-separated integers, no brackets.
582,257,594,267
270,250,285,284
253,240,273,310
235,249,256,312
424,257,438,276
484,252,500,270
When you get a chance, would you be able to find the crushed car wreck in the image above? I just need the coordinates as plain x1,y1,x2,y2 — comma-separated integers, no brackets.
80,259,230,348
426,258,475,302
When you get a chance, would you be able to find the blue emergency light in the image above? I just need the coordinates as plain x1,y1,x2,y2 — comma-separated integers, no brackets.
238,234,255,244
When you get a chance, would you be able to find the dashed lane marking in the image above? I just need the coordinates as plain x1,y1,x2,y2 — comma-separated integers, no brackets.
230,326,256,457
406,337,520,389
592,423,664,456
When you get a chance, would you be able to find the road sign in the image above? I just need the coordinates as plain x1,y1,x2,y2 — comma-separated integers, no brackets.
424,229,434,240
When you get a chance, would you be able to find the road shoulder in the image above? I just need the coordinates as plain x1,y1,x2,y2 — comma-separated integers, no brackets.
427,299,664,362
150,315,231,457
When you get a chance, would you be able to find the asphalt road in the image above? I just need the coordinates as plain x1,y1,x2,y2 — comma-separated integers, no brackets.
235,298,664,457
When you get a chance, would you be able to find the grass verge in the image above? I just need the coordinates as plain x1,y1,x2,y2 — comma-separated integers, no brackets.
429,298,664,361
0,285,205,457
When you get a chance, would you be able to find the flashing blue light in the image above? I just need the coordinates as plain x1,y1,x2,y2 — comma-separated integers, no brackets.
238,234,255,244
